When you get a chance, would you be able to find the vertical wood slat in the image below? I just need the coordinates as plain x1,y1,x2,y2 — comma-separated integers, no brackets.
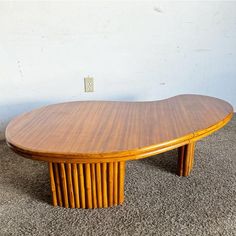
60,163,69,208
102,163,108,208
187,144,193,176
118,161,126,204
91,163,98,208
53,163,63,206
108,163,114,207
66,163,75,208
113,162,118,206
177,146,185,176
72,163,80,208
96,163,103,208
187,142,195,176
48,163,57,206
179,142,195,177
190,142,195,171
188,145,192,175
183,145,190,176
85,164,92,209
79,164,86,208
48,161,126,208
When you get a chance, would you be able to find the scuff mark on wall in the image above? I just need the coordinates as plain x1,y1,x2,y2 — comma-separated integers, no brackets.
153,6,163,13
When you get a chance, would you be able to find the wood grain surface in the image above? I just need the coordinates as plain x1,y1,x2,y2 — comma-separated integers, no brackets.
6,95,233,163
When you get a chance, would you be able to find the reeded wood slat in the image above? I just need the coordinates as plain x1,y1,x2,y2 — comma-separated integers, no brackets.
96,163,103,208
177,146,185,176
187,143,195,176
59,163,69,208
188,145,193,176
119,162,126,204
66,163,75,208
108,162,114,207
53,163,63,207
179,142,195,177
48,161,126,208
72,163,80,208
113,162,118,206
102,163,108,208
85,164,92,209
91,163,97,208
79,164,86,208
48,163,57,206
183,145,190,177
190,143,195,171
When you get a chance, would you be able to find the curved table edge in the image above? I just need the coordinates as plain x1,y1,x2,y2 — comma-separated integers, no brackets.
6,111,234,163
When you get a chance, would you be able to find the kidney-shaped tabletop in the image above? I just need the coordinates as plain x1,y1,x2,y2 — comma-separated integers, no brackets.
6,94,233,163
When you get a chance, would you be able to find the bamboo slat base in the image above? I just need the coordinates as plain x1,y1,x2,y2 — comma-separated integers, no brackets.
177,142,195,176
48,161,126,208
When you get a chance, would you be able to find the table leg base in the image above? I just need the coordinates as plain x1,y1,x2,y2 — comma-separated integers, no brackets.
48,161,126,208
177,142,195,176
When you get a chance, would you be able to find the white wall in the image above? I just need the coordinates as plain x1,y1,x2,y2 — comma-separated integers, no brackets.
1,1,236,139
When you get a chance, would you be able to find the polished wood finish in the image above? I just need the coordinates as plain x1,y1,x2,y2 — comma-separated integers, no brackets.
5,95,233,208
6,95,233,163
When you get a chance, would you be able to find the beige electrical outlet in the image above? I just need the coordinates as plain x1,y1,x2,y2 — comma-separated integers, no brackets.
84,77,94,92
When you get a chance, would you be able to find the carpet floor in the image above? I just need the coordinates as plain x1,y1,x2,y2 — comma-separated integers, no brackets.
0,116,236,236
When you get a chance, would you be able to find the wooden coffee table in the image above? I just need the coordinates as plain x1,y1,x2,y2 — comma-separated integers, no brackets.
5,95,233,208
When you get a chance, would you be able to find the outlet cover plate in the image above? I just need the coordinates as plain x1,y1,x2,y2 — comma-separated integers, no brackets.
84,77,94,92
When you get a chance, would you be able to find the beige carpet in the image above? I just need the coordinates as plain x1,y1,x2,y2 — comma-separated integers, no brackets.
0,116,236,235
